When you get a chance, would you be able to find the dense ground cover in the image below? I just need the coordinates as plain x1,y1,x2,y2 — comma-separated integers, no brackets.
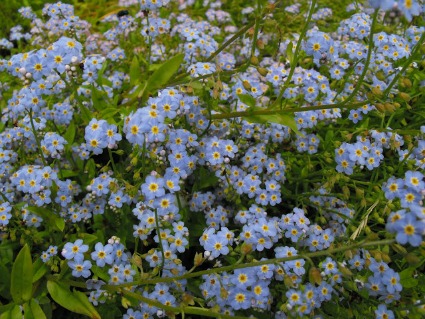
0,0,424,318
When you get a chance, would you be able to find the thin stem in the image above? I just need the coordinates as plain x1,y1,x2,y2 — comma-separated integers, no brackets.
153,208,166,273
28,111,48,167
109,238,395,287
206,23,254,63
333,9,379,106
382,31,425,97
274,0,317,108
210,100,369,120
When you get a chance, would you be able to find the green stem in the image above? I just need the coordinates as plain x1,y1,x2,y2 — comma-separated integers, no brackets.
109,238,395,287
382,31,425,98
333,9,379,106
206,23,254,63
118,289,253,319
274,0,317,108
107,148,118,173
154,208,166,272
28,111,48,167
210,100,369,120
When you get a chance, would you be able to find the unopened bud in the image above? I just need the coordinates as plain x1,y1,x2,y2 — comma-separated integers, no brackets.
402,78,412,88
309,267,322,284
372,87,383,97
194,252,204,267
404,253,420,265
241,242,252,255
250,56,259,65
384,102,395,112
265,3,275,13
256,39,265,50
242,80,252,90
257,67,268,76
391,243,408,255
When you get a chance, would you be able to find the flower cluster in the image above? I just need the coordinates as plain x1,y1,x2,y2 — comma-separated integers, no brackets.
0,0,424,318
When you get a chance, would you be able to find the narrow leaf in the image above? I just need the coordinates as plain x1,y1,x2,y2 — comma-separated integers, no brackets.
32,259,48,283
286,41,294,66
62,120,76,145
99,107,119,120
10,244,33,304
23,302,35,319
237,93,256,108
0,304,22,319
47,281,100,319
243,112,302,136
26,206,64,232
55,218,65,232
129,56,140,86
91,87,104,112
145,53,184,95
29,300,46,319
0,303,16,319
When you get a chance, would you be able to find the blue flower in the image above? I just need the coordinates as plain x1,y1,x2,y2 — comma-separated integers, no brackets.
0,202,12,226
393,212,424,246
286,289,303,306
375,304,394,319
228,287,252,310
62,239,89,260
203,231,229,258
382,269,402,294
91,242,114,267
68,256,92,278
141,175,165,201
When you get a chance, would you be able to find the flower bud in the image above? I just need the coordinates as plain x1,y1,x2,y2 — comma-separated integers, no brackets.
250,56,259,65
375,103,385,112
309,267,322,284
404,253,420,265
194,252,204,267
242,80,252,90
257,67,268,76
402,78,412,88
391,243,407,255
399,92,411,102
241,242,253,255
372,87,383,97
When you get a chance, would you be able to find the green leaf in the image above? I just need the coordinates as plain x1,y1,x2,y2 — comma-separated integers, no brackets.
97,60,109,84
10,244,33,304
0,303,16,319
91,86,104,112
400,267,418,288
91,265,110,282
198,167,219,190
79,102,92,124
286,41,294,66
23,302,35,319
129,56,140,86
29,300,46,319
79,233,100,245
60,170,79,178
55,218,65,232
85,159,96,181
26,206,64,232
0,264,11,299
237,93,256,108
0,304,22,319
144,53,184,96
32,259,48,283
62,120,76,145
100,107,119,120
243,111,302,136
47,281,100,319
